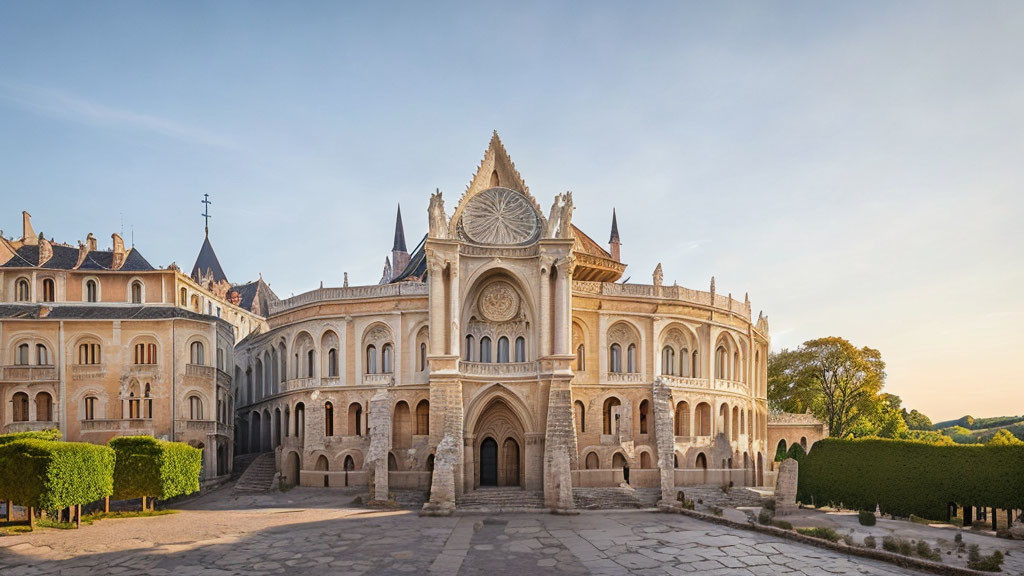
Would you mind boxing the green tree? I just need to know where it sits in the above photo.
[902,409,934,431]
[876,408,909,439]
[986,429,1024,446]
[768,337,886,439]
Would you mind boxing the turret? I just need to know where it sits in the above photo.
[609,208,621,262]
[391,204,410,274]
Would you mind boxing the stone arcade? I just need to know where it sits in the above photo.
[235,133,781,512]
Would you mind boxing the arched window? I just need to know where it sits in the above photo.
[328,349,338,377]
[381,344,393,373]
[78,343,101,365]
[42,278,55,302]
[35,392,52,421]
[576,344,586,371]
[36,344,50,366]
[574,400,585,433]
[695,402,712,436]
[415,400,429,435]
[497,337,510,363]
[295,403,305,438]
[87,280,99,303]
[84,396,97,421]
[190,341,205,365]
[366,345,377,374]
[131,281,143,304]
[15,343,29,365]
[603,397,621,435]
[324,402,334,437]
[695,452,708,470]
[675,401,691,436]
[585,452,599,470]
[691,350,699,378]
[349,402,363,436]
[419,342,427,372]
[639,399,649,434]
[464,335,474,361]
[627,344,637,373]
[15,278,30,302]
[128,390,140,419]
[479,337,492,363]
[514,337,526,362]
[609,344,622,373]
[661,346,675,375]
[715,346,727,380]
[640,452,652,469]
[12,392,29,421]
[680,348,689,377]
[179,287,187,306]
[144,383,152,418]
[306,349,314,377]
[189,396,203,420]
[134,342,157,364]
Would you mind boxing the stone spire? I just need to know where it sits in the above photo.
[609,208,621,262]
[391,204,410,276]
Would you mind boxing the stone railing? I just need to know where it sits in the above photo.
[460,361,538,378]
[660,375,710,389]
[186,364,216,380]
[123,365,160,379]
[270,282,428,315]
[768,411,824,426]
[606,372,644,384]
[320,376,342,387]
[362,373,394,386]
[217,369,231,389]
[459,244,539,258]
[714,379,748,394]
[572,281,751,318]
[283,377,318,392]
[175,419,217,434]
[3,421,56,434]
[80,418,153,433]
[0,365,58,382]
[71,364,105,381]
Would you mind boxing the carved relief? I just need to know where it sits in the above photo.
[478,281,519,323]
[458,187,540,245]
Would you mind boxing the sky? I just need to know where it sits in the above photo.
[1,1,1021,421]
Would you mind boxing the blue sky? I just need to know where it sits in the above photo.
[1,1,1022,420]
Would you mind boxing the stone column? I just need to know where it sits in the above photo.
[543,375,576,512]
[428,262,445,356]
[448,265,459,357]
[539,264,551,357]
[367,389,393,502]
[553,260,570,355]
[423,378,463,515]
[652,378,678,509]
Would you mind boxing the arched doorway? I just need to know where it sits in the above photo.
[343,455,355,487]
[480,438,498,486]
[284,451,300,487]
[501,438,520,486]
[315,455,329,487]
[612,452,628,484]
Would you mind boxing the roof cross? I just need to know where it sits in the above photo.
[201,194,212,235]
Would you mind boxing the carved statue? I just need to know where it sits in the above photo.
[653,263,663,287]
[428,189,449,239]
[558,191,574,239]
[545,194,563,239]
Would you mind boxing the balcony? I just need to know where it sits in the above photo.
[185,364,216,380]
[0,365,58,382]
[283,377,318,392]
[216,369,231,389]
[174,419,217,435]
[80,418,154,434]
[460,361,538,379]
[660,375,710,389]
[3,421,57,434]
[606,372,644,384]
[362,373,394,386]
[714,379,749,394]
[123,365,160,379]
[71,364,106,381]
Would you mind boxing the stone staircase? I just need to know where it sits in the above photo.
[234,453,277,492]
[676,485,767,510]
[231,453,261,480]
[456,487,546,512]
[572,487,660,510]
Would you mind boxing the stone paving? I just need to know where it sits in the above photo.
[0,486,931,575]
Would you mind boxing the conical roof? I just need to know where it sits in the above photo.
[393,204,407,252]
[191,234,228,284]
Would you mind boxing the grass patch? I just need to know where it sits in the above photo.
[796,527,842,542]
[83,509,177,523]
[0,525,34,535]
[35,518,76,530]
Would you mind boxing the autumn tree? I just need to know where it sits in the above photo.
[768,337,885,439]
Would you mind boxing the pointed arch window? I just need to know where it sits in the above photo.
[144,383,152,418]
[479,337,492,363]
[514,337,526,363]
[328,348,338,377]
[497,337,510,363]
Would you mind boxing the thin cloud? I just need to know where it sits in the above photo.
[0,80,232,149]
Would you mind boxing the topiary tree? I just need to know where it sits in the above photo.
[109,436,202,509]
[786,442,806,463]
[0,429,62,446]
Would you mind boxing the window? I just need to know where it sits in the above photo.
[324,402,334,436]
[691,350,699,377]
[37,344,50,366]
[307,349,314,377]
[381,344,393,373]
[609,344,622,373]
[35,392,52,421]
[479,337,492,363]
[144,383,152,418]
[661,346,675,375]
[131,281,143,304]
[514,337,526,362]
[42,278,55,302]
[415,400,429,435]
[627,344,637,373]
[179,287,187,306]
[87,280,98,303]
[217,348,224,371]
[464,335,474,361]
[418,343,426,372]
[576,344,585,371]
[497,337,509,363]
[15,278,30,301]
[134,343,157,364]
[639,399,649,434]
[84,396,97,421]
[15,343,29,365]
[328,348,338,377]
[675,402,690,436]
[349,403,363,436]
[575,400,585,433]
[189,396,203,420]
[366,345,377,374]
[128,392,140,419]
[78,343,101,365]
[603,397,621,435]
[12,392,29,421]
[190,341,205,365]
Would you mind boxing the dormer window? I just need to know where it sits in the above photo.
[131,281,143,304]
[42,278,55,302]
[15,278,30,302]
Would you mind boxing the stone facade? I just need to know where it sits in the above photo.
[235,133,776,511]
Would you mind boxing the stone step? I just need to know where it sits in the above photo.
[457,488,545,511]
[234,453,277,492]
[572,487,660,509]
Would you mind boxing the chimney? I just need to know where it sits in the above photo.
[608,208,621,262]
[87,233,97,251]
[111,233,126,269]
[22,211,37,245]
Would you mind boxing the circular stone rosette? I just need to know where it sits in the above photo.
[459,187,540,245]
[479,281,520,322]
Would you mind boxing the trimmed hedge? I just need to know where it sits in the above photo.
[786,443,806,463]
[109,436,202,500]
[0,429,62,446]
[0,439,114,510]
[797,437,1024,520]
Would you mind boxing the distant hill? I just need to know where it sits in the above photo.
[933,414,1024,444]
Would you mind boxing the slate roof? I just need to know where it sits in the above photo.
[230,278,279,317]
[0,304,229,326]
[191,235,228,284]
[1,244,155,271]
[390,234,426,282]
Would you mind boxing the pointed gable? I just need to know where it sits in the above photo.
[191,235,228,284]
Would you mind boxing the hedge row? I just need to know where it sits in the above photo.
[0,439,114,510]
[110,436,202,500]
[0,429,62,446]
[797,437,1024,520]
